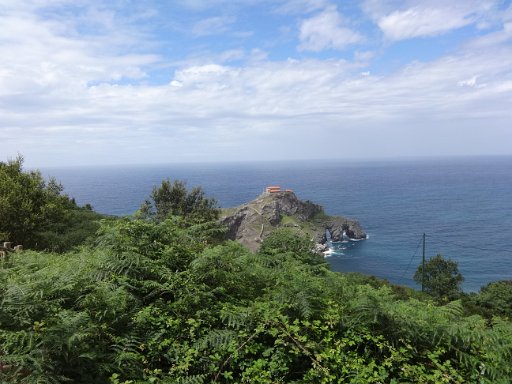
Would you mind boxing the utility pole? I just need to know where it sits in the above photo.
[422,233,426,292]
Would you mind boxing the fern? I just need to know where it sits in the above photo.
[196,329,238,350]
[439,299,464,318]
[175,374,208,384]
[220,306,252,329]
[110,335,144,378]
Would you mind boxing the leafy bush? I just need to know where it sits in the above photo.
[137,179,219,223]
[464,280,512,320]
[0,156,103,251]
[1,221,512,383]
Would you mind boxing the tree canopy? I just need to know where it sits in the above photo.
[465,280,512,320]
[414,253,464,302]
[137,179,219,223]
[0,156,103,251]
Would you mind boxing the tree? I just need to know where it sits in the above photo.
[471,280,512,319]
[414,254,463,301]
[137,179,219,223]
[0,155,101,251]
[0,155,63,247]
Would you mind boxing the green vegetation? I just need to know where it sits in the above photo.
[464,280,512,320]
[0,156,104,252]
[280,215,316,238]
[137,179,219,223]
[280,214,299,226]
[474,280,512,319]
[1,159,512,383]
[1,218,511,383]
[414,254,464,302]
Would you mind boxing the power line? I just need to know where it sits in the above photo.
[425,234,512,254]
[398,233,510,288]
[422,233,426,292]
[400,236,423,279]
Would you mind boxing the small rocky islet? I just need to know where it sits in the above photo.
[220,186,366,252]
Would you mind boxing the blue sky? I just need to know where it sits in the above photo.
[1,0,512,166]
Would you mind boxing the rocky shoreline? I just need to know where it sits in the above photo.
[220,190,366,252]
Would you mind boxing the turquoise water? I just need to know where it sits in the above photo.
[41,156,512,292]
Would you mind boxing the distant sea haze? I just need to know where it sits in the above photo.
[41,156,512,292]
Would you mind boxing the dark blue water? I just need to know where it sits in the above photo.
[41,156,512,292]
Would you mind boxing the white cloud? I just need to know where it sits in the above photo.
[0,3,160,94]
[249,48,268,62]
[177,64,232,78]
[173,0,266,11]
[218,49,246,62]
[191,15,236,36]
[378,7,473,40]
[4,43,512,165]
[1,0,512,166]
[364,0,502,41]
[298,6,363,51]
[354,50,375,64]
[468,22,512,47]
[274,0,330,14]
[457,76,480,88]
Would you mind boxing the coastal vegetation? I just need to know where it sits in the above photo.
[136,179,219,223]
[414,254,464,303]
[1,159,512,383]
[0,156,104,252]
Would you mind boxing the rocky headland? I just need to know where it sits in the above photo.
[220,190,366,252]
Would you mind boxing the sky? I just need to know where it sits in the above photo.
[1,0,512,167]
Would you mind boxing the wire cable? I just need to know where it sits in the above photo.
[400,236,423,279]
[425,234,512,254]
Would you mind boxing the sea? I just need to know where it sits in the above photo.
[41,156,512,292]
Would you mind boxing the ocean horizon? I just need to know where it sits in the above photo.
[40,155,512,292]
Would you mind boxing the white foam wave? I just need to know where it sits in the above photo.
[323,249,334,257]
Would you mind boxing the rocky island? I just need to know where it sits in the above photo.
[220,187,366,252]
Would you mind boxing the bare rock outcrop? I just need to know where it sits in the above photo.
[220,191,366,252]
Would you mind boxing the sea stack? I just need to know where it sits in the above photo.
[220,187,366,252]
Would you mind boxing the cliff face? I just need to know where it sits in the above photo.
[220,191,366,252]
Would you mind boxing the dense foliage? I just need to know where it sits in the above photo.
[0,156,103,252]
[414,254,464,302]
[137,179,219,223]
[1,159,511,382]
[1,216,511,383]
[464,280,512,320]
